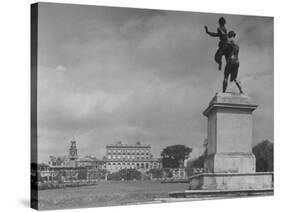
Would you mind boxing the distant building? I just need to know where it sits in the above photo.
[32,163,52,182]
[48,141,105,169]
[76,156,104,169]
[69,140,78,167]
[49,155,69,167]
[105,141,162,173]
[45,141,106,181]
[49,140,80,168]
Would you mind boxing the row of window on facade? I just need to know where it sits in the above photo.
[107,155,151,160]
[107,152,150,156]
[107,149,150,154]
[107,162,156,169]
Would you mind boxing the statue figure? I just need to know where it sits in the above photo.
[223,31,243,93]
[204,17,228,70]
[204,17,243,93]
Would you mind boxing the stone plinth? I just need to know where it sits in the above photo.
[203,92,257,173]
[189,92,273,190]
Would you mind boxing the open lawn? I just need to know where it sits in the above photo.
[38,180,187,210]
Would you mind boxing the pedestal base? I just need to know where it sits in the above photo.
[189,172,273,190]
[204,153,256,173]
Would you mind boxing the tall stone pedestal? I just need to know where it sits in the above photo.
[189,92,273,190]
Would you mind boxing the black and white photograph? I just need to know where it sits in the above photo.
[30,2,274,210]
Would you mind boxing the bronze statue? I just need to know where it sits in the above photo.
[204,17,228,70]
[223,31,243,93]
[204,17,243,93]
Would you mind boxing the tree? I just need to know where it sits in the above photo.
[188,148,207,168]
[253,140,273,172]
[161,145,192,168]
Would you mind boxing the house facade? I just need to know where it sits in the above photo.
[105,141,162,173]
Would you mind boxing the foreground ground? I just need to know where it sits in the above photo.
[38,180,187,210]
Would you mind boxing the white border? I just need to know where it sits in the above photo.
[0,0,279,212]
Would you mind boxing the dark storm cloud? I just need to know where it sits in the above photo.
[37,3,273,162]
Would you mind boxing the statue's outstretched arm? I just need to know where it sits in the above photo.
[206,30,219,37]
[204,26,218,37]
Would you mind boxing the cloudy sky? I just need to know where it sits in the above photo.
[37,3,273,162]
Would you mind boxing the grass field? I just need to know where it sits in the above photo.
[38,180,187,210]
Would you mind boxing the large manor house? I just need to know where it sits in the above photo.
[105,141,161,172]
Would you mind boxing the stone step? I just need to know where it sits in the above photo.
[169,188,273,198]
